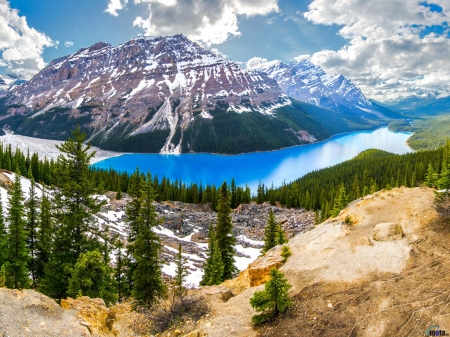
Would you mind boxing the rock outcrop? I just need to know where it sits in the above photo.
[372,222,403,241]
[222,245,285,295]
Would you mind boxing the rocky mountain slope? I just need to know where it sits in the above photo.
[251,59,401,119]
[0,35,385,154]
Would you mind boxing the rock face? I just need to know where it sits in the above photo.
[0,288,89,337]
[222,245,285,295]
[372,222,403,241]
[61,297,115,335]
[252,59,392,119]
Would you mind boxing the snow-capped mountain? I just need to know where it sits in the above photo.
[251,59,387,119]
[0,35,389,154]
[0,74,26,92]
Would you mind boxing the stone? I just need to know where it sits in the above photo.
[222,245,285,294]
[357,236,373,246]
[373,223,403,241]
[62,296,117,335]
[174,328,181,336]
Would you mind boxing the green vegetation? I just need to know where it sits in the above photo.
[262,210,286,255]
[67,250,118,306]
[389,114,450,150]
[280,245,291,262]
[215,182,237,281]
[250,268,293,325]
[200,224,224,286]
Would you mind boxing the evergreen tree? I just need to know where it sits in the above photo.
[331,184,348,217]
[41,127,106,298]
[276,224,287,245]
[174,243,189,296]
[5,171,29,289]
[200,224,224,286]
[128,172,166,307]
[215,181,237,281]
[113,239,130,300]
[262,210,278,255]
[36,193,52,283]
[0,195,7,269]
[425,163,437,187]
[25,179,39,287]
[67,250,118,306]
[250,268,292,325]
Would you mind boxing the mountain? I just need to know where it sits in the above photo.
[381,91,450,116]
[250,59,401,119]
[0,35,384,154]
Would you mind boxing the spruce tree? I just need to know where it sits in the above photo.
[215,181,237,281]
[113,239,131,300]
[174,243,188,296]
[40,127,106,299]
[25,179,39,287]
[5,171,29,289]
[276,224,287,245]
[0,195,7,269]
[250,268,292,325]
[262,210,277,255]
[128,172,166,307]
[67,250,118,306]
[36,193,52,283]
[200,224,224,286]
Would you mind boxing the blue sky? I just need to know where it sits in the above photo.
[1,0,450,100]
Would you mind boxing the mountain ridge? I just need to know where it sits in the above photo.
[0,35,391,154]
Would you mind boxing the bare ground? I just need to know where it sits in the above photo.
[195,187,448,337]
[258,187,450,337]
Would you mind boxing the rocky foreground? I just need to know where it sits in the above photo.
[2,187,445,336]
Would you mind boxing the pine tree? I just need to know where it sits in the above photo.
[25,179,39,288]
[215,181,237,281]
[5,171,29,289]
[425,163,437,187]
[250,268,292,325]
[200,224,224,286]
[174,243,189,296]
[262,210,277,255]
[41,127,106,299]
[128,172,166,307]
[67,250,118,306]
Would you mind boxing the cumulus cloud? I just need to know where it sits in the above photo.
[246,57,268,70]
[303,0,450,100]
[64,41,74,47]
[104,0,128,16]
[0,0,55,78]
[132,0,279,46]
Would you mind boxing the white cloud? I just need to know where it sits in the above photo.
[132,0,279,46]
[246,57,268,70]
[292,54,311,62]
[104,0,128,16]
[304,0,450,100]
[0,0,55,79]
[64,41,74,47]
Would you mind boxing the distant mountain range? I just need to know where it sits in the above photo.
[250,59,401,119]
[0,35,397,154]
[381,92,450,116]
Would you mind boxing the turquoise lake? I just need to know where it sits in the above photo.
[93,127,412,191]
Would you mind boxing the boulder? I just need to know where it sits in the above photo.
[357,236,373,246]
[61,296,116,335]
[372,223,403,241]
[222,245,285,294]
